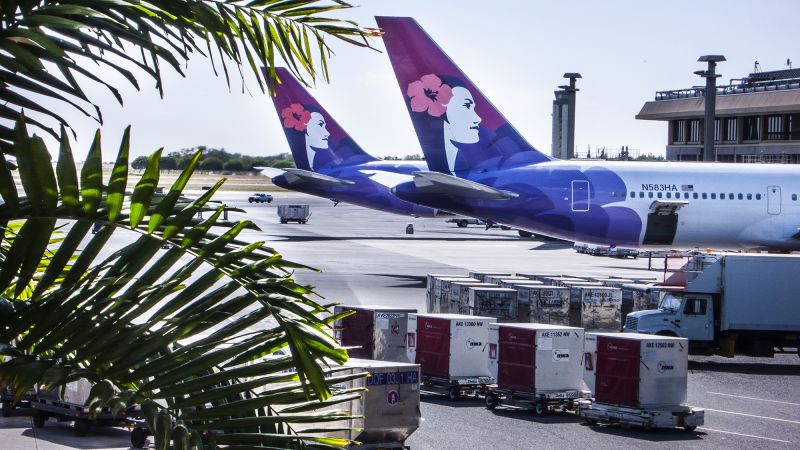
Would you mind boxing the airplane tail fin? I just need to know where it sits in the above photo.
[270,67,377,171]
[377,16,550,174]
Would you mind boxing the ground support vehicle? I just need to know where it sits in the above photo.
[1,387,36,417]
[625,253,800,357]
[31,391,140,439]
[484,387,591,415]
[248,192,273,203]
[418,375,494,401]
[578,401,704,431]
[277,204,311,223]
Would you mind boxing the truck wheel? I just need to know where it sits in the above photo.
[248,199,253,203]
[74,419,90,437]
[533,401,546,416]
[484,394,499,410]
[447,387,461,401]
[33,410,46,428]
[683,425,697,432]
[131,427,147,448]
[457,220,468,228]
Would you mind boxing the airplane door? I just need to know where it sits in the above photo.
[767,186,781,215]
[571,180,590,212]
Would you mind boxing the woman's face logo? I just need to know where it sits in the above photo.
[305,112,330,149]
[445,86,481,144]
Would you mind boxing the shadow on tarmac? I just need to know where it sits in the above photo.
[366,274,427,289]
[689,360,800,376]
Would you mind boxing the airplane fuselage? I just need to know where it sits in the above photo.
[395,161,800,250]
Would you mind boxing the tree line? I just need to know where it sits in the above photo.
[131,146,295,172]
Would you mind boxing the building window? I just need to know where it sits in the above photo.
[688,119,701,143]
[743,116,760,140]
[766,115,784,140]
[672,120,687,143]
[714,118,721,142]
[724,117,737,142]
[788,114,800,141]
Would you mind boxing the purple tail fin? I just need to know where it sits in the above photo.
[270,67,376,171]
[377,17,550,174]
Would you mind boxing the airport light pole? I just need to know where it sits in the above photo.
[695,55,726,162]
[559,73,581,159]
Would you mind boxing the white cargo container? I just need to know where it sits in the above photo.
[517,285,570,325]
[468,271,513,282]
[467,287,517,321]
[449,281,496,315]
[277,204,311,224]
[485,323,590,414]
[580,332,703,431]
[333,305,417,363]
[407,313,494,399]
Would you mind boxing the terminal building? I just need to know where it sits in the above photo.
[637,68,800,163]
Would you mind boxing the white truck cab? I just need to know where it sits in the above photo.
[624,293,714,342]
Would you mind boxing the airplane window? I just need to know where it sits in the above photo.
[738,193,743,200]
[747,193,752,200]
[639,192,644,198]
[684,193,690,199]
[693,193,698,199]
[756,194,762,200]
[729,193,734,199]
[793,194,797,201]
[711,193,716,199]
[702,193,707,199]
[720,193,725,199]
[666,192,672,199]
[648,192,654,198]
[630,191,635,198]
[657,192,663,199]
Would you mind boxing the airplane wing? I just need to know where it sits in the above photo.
[411,171,518,200]
[359,170,414,188]
[255,167,355,187]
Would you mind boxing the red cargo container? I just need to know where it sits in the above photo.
[595,335,642,407]
[415,315,451,378]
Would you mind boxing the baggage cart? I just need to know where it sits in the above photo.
[277,204,311,224]
[407,314,495,400]
[333,305,417,363]
[578,401,704,431]
[485,323,591,414]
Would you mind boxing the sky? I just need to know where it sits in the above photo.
[33,0,800,161]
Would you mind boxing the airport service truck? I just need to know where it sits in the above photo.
[624,253,800,357]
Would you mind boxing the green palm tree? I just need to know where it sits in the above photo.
[0,1,381,448]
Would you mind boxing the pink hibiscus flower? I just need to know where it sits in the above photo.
[281,103,311,131]
[406,74,453,117]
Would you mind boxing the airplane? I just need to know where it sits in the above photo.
[259,67,438,218]
[377,16,800,251]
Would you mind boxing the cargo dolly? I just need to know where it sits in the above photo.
[484,387,592,415]
[419,375,494,401]
[30,393,141,439]
[577,400,704,431]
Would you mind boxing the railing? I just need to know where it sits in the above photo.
[655,78,800,100]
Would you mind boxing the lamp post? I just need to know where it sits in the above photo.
[695,55,726,162]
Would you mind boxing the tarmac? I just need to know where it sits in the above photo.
[2,190,798,449]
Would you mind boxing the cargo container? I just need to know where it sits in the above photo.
[426,273,468,313]
[407,313,494,400]
[426,275,477,313]
[580,332,703,431]
[521,273,562,281]
[541,276,588,286]
[484,274,527,285]
[518,285,571,325]
[484,323,590,414]
[467,287,518,321]
[439,277,480,313]
[449,281,496,315]
[277,204,311,224]
[333,305,417,363]
[594,278,635,288]
[284,359,421,447]
[468,271,513,282]
[495,279,544,289]
[575,286,622,330]
[625,253,800,357]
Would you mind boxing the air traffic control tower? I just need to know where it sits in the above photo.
[637,67,800,163]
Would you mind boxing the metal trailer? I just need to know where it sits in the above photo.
[407,314,495,400]
[277,204,311,224]
[484,323,592,415]
[581,332,701,431]
[578,401,704,431]
[466,287,518,322]
[333,305,417,363]
[31,381,140,439]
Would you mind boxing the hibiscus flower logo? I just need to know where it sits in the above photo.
[407,74,453,117]
[281,103,311,131]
